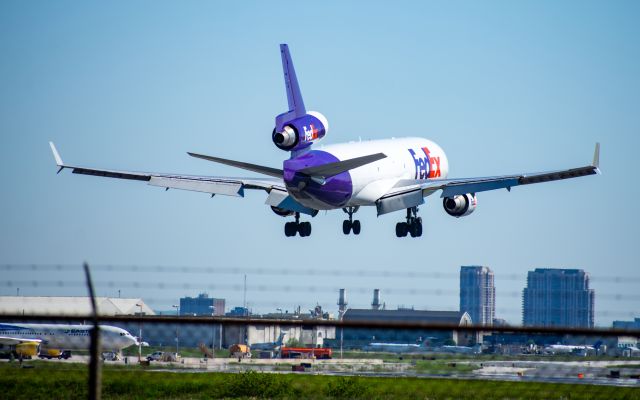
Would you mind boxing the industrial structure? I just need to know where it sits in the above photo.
[371,289,383,310]
[459,266,495,326]
[522,268,595,328]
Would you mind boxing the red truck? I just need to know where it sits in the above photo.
[280,347,332,359]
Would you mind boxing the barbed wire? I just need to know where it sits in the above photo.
[2,264,639,283]
[2,279,639,302]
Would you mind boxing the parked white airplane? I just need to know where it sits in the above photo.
[0,323,137,356]
[49,44,600,237]
[364,342,424,353]
[542,344,595,355]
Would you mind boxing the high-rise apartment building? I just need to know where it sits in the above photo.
[460,266,495,326]
[522,268,594,328]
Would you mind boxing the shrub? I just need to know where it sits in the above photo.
[218,371,298,398]
[325,376,369,399]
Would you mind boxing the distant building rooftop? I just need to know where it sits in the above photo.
[343,309,471,325]
[0,296,155,316]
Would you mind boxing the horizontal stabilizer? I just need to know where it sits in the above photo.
[187,152,283,178]
[299,153,386,179]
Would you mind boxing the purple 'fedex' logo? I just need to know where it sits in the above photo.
[409,147,441,179]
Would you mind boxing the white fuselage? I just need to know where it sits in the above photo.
[0,323,137,352]
[315,137,449,209]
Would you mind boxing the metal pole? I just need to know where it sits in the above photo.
[219,323,222,350]
[172,305,179,355]
[136,303,143,362]
[84,262,101,400]
[209,305,215,351]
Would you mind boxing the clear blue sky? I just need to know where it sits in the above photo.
[1,1,639,325]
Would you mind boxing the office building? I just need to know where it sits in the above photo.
[522,268,594,328]
[179,293,225,316]
[460,266,495,326]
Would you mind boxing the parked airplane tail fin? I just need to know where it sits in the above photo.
[276,331,286,346]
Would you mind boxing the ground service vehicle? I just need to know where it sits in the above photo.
[281,347,332,359]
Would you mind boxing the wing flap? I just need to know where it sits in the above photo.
[149,177,244,197]
[72,167,151,181]
[519,165,598,185]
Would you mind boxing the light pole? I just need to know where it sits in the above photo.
[172,305,179,356]
[135,303,143,361]
[209,305,216,352]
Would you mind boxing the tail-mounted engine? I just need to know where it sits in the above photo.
[443,193,477,217]
[272,111,329,152]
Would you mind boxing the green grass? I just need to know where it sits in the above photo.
[1,361,639,399]
[411,360,481,374]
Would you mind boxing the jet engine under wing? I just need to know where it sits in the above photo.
[377,143,600,215]
[49,142,285,197]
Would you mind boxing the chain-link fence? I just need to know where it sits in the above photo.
[1,263,639,399]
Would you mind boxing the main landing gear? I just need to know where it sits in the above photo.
[284,212,312,237]
[342,206,361,235]
[395,207,423,238]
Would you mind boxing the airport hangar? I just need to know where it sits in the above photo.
[332,308,477,348]
[0,296,335,349]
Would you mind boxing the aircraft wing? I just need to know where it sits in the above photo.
[0,336,42,345]
[49,142,285,198]
[377,143,600,215]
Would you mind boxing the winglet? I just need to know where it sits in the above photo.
[49,142,65,173]
[592,142,600,169]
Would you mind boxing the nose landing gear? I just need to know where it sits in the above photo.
[284,212,312,237]
[342,206,361,235]
[395,207,423,238]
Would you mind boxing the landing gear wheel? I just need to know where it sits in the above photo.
[352,220,361,235]
[299,221,311,237]
[397,207,422,238]
[342,206,360,235]
[415,217,423,237]
[410,221,420,237]
[396,222,408,237]
[342,220,352,235]
[284,222,296,237]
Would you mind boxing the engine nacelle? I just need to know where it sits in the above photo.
[272,111,328,151]
[271,206,294,217]
[443,193,477,218]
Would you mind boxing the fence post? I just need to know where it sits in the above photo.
[84,262,102,400]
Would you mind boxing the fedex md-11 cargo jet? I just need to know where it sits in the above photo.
[50,44,600,238]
